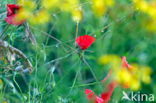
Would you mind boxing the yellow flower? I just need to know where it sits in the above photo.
[92,0,106,17]
[15,0,36,21]
[15,9,32,21]
[18,0,36,11]
[115,68,132,85]
[133,0,156,32]
[114,65,141,91]
[29,10,50,24]
[140,66,152,84]
[134,0,148,12]
[99,54,152,91]
[98,55,121,65]
[105,0,114,7]
[60,0,79,12]
[133,0,156,19]
[130,78,141,91]
[42,0,60,10]
[92,0,114,17]
[148,7,156,19]
[72,7,83,22]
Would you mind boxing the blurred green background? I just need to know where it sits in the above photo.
[0,0,156,103]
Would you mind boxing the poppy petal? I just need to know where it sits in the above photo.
[5,4,25,25]
[76,35,96,50]
[85,89,104,103]
[122,56,132,69]
[85,89,95,99]
[101,82,117,103]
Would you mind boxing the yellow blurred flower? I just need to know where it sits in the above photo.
[99,55,152,91]
[29,10,50,24]
[92,0,114,17]
[105,0,114,7]
[15,0,36,23]
[42,0,60,10]
[133,0,148,12]
[115,68,132,85]
[92,0,106,17]
[15,0,83,24]
[147,7,156,19]
[133,0,156,16]
[98,54,121,66]
[133,0,156,32]
[15,9,32,21]
[140,66,152,84]
[72,7,83,22]
[18,0,36,11]
[60,0,79,12]
[130,78,141,91]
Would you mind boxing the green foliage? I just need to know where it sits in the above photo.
[0,0,156,103]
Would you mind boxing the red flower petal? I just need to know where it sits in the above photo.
[5,4,25,25]
[85,89,95,99]
[101,82,117,103]
[5,15,25,25]
[121,56,132,69]
[85,89,104,103]
[7,4,21,16]
[76,35,96,50]
[96,96,104,103]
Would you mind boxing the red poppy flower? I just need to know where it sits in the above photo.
[76,35,96,50]
[85,82,117,103]
[5,4,25,25]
